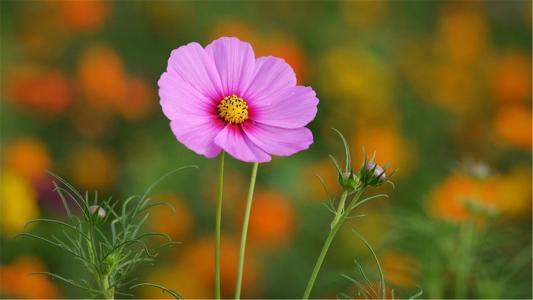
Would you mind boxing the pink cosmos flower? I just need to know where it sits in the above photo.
[158,37,318,163]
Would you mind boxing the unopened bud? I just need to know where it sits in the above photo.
[360,162,387,187]
[89,205,106,220]
[366,162,386,182]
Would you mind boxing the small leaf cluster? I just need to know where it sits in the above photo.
[320,129,392,221]
[328,129,394,193]
[17,167,196,299]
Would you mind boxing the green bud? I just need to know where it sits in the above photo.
[338,171,359,190]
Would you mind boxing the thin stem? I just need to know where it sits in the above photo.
[234,162,259,300]
[303,189,349,299]
[455,218,475,298]
[215,152,225,300]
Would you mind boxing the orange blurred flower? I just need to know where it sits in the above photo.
[4,138,52,182]
[350,126,415,175]
[256,35,308,82]
[116,77,154,121]
[55,0,109,33]
[0,256,59,299]
[178,235,262,298]
[492,51,532,104]
[428,174,496,223]
[149,193,194,241]
[68,146,117,191]
[302,158,342,202]
[243,190,296,250]
[5,65,71,114]
[493,104,532,150]
[381,252,420,288]
[77,44,128,110]
[429,64,480,114]
[0,169,39,236]
[435,4,489,65]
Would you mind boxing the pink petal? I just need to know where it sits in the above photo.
[158,71,216,119]
[205,37,255,97]
[242,56,297,105]
[250,86,318,129]
[243,122,313,156]
[170,116,224,158]
[214,125,271,163]
[168,42,223,101]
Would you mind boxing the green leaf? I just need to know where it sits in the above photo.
[332,128,351,172]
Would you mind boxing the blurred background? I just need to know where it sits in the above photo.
[0,0,531,299]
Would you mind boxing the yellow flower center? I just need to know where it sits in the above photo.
[217,95,249,124]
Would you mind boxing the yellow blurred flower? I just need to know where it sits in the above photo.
[317,47,395,126]
[341,0,388,28]
[491,51,532,104]
[149,193,194,241]
[0,169,38,236]
[320,47,393,109]
[243,190,296,250]
[68,146,117,191]
[428,174,496,223]
[208,19,256,45]
[428,63,481,114]
[493,104,532,150]
[350,126,415,175]
[381,251,420,288]
[0,256,59,299]
[4,138,52,182]
[492,167,532,219]
[77,44,128,110]
[5,65,72,114]
[142,264,210,299]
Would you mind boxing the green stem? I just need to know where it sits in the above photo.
[234,162,259,299]
[303,189,349,299]
[455,219,475,298]
[215,152,225,300]
[102,273,114,300]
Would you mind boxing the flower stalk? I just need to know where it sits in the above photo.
[215,152,225,300]
[302,129,391,299]
[102,273,114,300]
[235,162,259,299]
[454,218,475,298]
[303,188,365,299]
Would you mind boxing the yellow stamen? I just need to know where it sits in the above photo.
[217,95,249,124]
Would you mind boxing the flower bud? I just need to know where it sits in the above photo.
[360,162,387,187]
[88,205,106,221]
[338,171,359,190]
